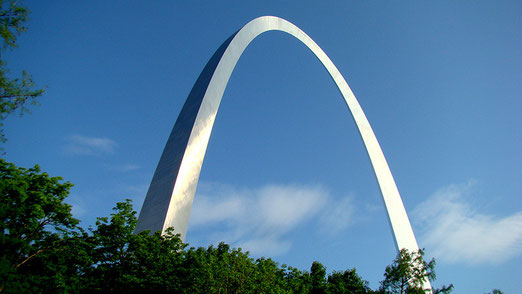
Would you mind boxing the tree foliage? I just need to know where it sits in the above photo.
[310,261,327,294]
[379,249,453,294]
[0,159,78,292]
[485,290,504,294]
[0,0,44,144]
[0,159,465,293]
[327,268,371,294]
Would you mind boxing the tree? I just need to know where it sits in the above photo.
[0,0,44,144]
[0,159,457,293]
[379,249,453,294]
[81,200,187,293]
[0,157,311,293]
[310,261,327,294]
[485,290,504,294]
[0,159,79,292]
[281,264,311,294]
[327,268,372,294]
[0,159,459,293]
[250,256,289,293]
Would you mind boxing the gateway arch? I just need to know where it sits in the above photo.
[136,15,426,277]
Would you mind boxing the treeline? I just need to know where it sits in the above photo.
[0,159,456,293]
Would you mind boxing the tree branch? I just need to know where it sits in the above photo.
[15,248,44,269]
[0,93,41,99]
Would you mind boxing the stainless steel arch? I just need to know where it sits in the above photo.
[137,15,425,275]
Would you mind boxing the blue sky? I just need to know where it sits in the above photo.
[5,1,521,292]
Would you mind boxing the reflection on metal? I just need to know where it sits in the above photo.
[136,16,430,290]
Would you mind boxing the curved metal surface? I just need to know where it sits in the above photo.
[136,17,428,288]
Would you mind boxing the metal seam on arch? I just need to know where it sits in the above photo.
[136,16,430,290]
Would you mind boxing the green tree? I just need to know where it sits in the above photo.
[250,256,289,293]
[379,249,453,294]
[327,268,372,294]
[181,242,258,293]
[310,261,327,294]
[180,244,303,294]
[0,160,460,294]
[0,0,44,144]
[0,159,79,293]
[0,159,310,293]
[81,200,187,293]
[485,290,504,294]
[281,264,311,294]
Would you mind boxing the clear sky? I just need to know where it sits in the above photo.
[5,1,521,292]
